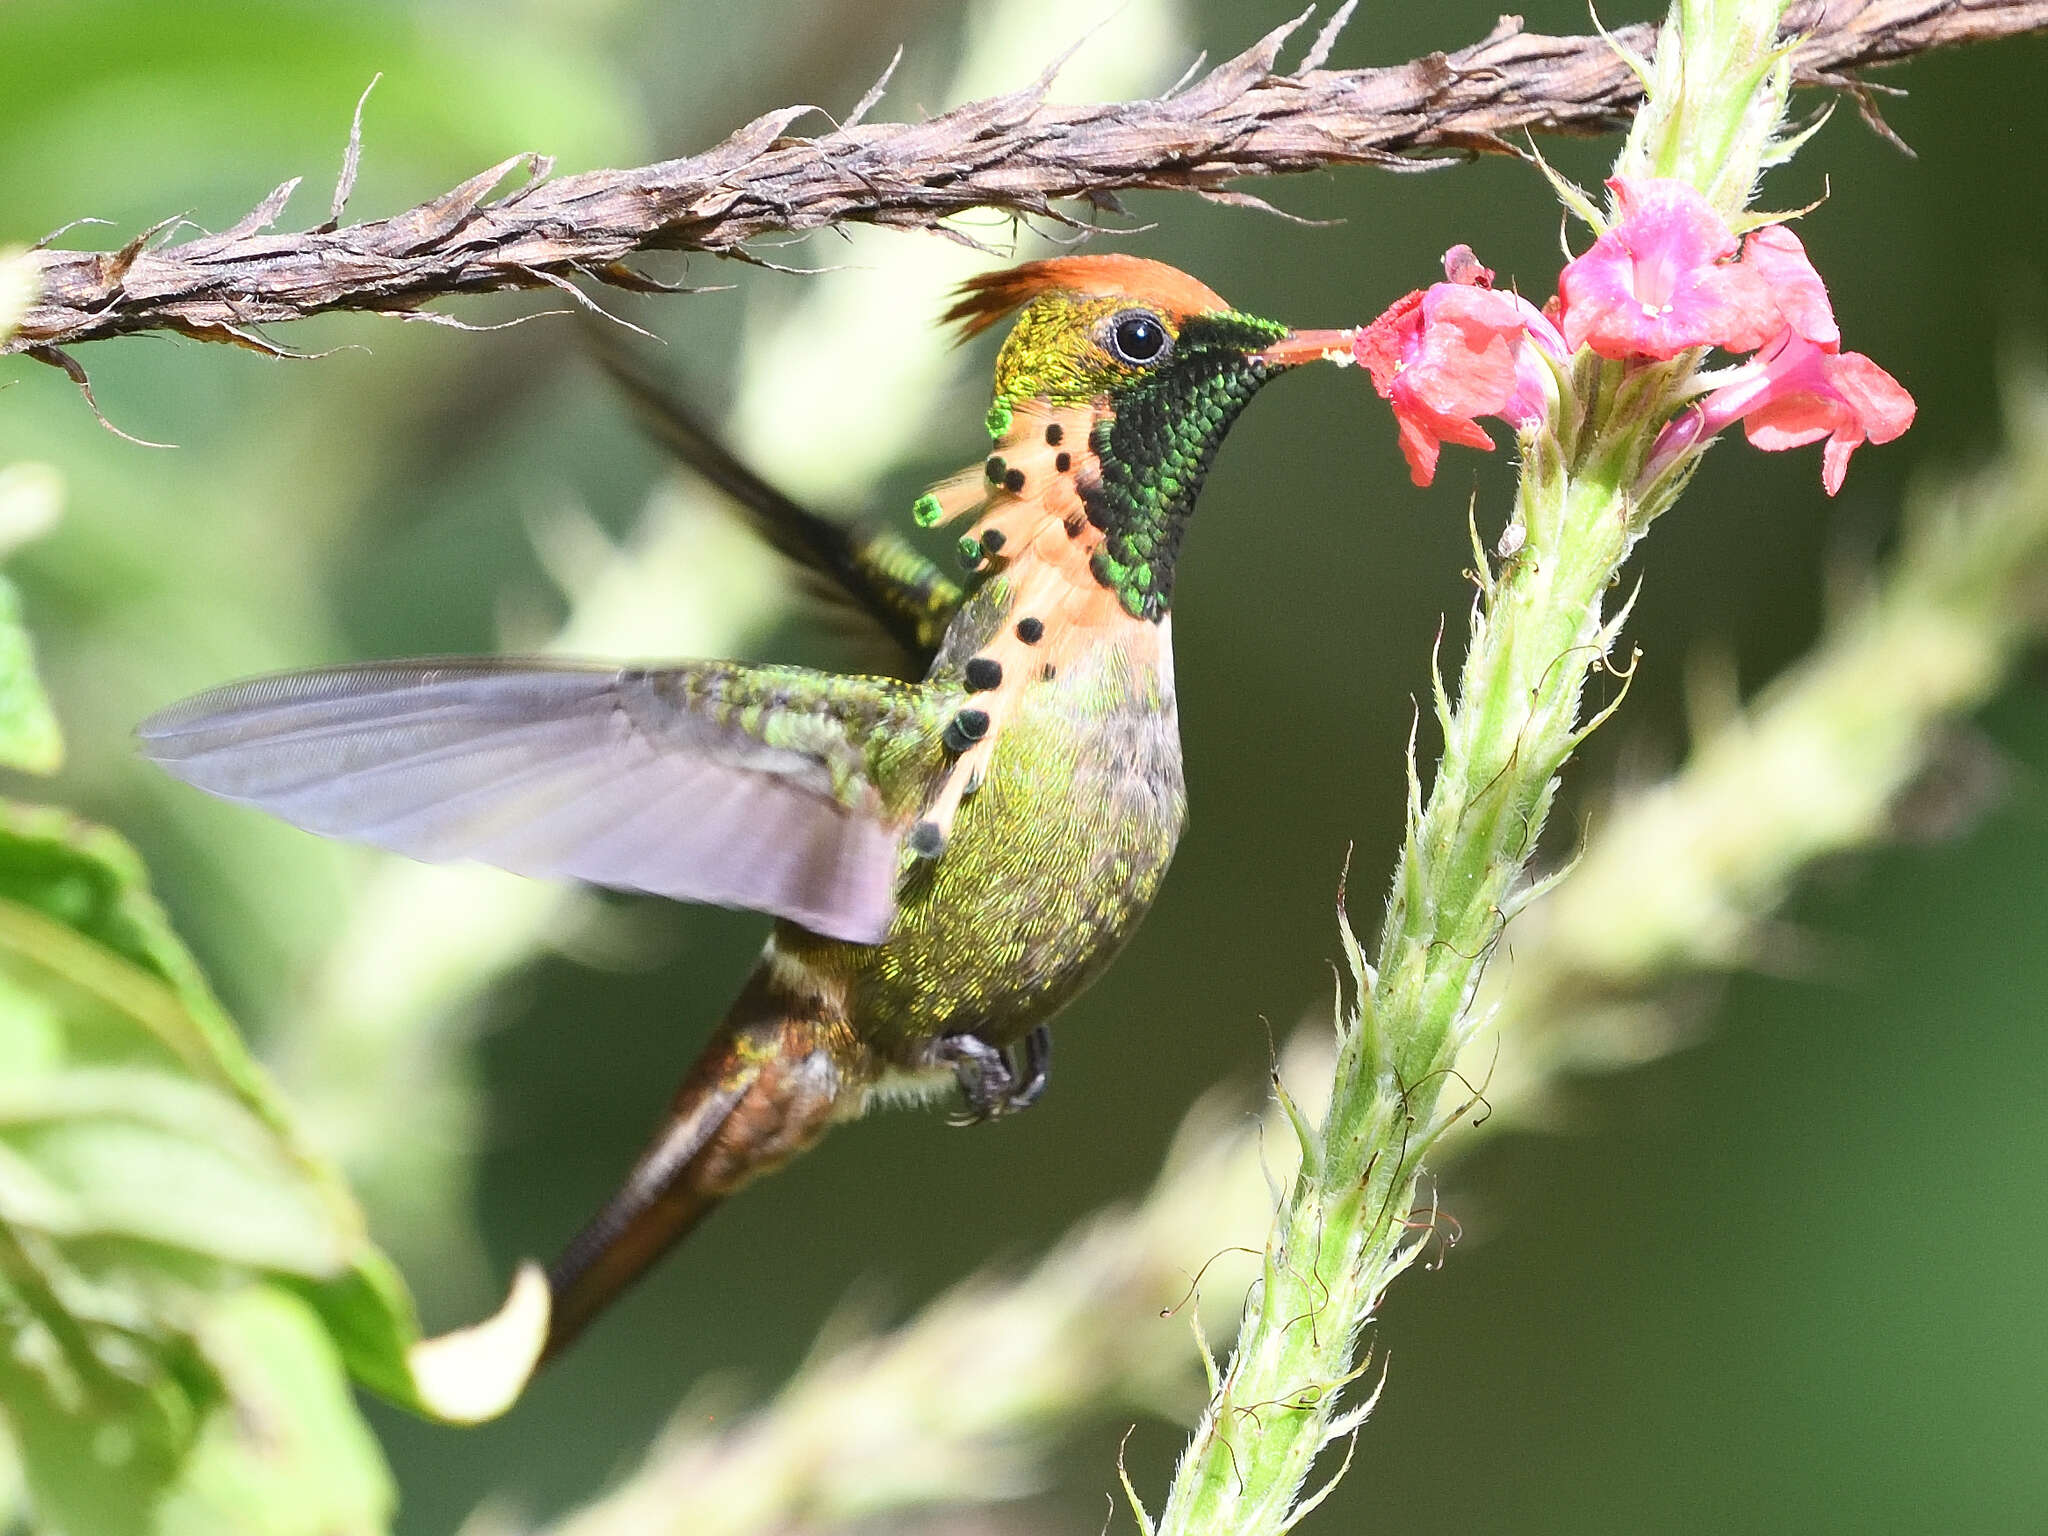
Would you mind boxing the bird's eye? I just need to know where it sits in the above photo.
[1107,311,1171,366]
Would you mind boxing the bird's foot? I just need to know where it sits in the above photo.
[1009,1025,1052,1111]
[934,1025,1052,1124]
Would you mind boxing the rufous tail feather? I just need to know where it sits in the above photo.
[540,978,846,1360]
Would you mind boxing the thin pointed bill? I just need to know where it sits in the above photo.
[1257,328,1358,368]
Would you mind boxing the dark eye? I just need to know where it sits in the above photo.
[1108,311,1170,365]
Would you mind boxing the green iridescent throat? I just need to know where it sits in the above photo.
[1081,311,1289,621]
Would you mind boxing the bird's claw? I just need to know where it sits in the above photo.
[935,1025,1052,1124]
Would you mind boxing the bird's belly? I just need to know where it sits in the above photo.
[831,682,1185,1059]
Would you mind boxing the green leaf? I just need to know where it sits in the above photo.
[155,1288,393,1536]
[0,1235,194,1536]
[0,1068,350,1273]
[0,570,62,774]
[0,800,548,1534]
[0,461,66,776]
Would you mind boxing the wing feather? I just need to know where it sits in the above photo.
[137,660,914,943]
[590,335,960,673]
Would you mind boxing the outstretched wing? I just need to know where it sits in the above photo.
[592,334,961,674]
[137,659,923,943]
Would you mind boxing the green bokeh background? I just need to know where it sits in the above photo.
[3,0,2044,1530]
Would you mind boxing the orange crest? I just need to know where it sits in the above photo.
[942,255,1231,341]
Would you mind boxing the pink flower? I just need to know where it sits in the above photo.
[1558,178,1777,361]
[1739,223,1838,347]
[1650,332,1916,495]
[1357,246,1565,486]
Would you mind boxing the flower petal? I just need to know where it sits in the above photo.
[1360,253,1561,486]
[1721,336,1916,494]
[1558,177,1774,360]
[1411,285,1524,418]
[1395,401,1497,487]
[1442,244,1494,287]
[1355,289,1424,397]
[1824,350,1917,445]
[1742,224,1839,349]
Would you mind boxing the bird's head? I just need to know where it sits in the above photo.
[930,254,1352,621]
[946,252,1351,409]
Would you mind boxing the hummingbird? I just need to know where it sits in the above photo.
[137,255,1356,1359]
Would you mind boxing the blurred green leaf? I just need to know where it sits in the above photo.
[0,1066,349,1272]
[0,543,65,777]
[0,801,390,1533]
[0,257,63,778]
[154,1287,392,1536]
[0,796,547,1533]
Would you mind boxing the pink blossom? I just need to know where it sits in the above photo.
[1649,332,1916,495]
[1740,224,1838,347]
[1558,178,1778,361]
[1356,247,1565,486]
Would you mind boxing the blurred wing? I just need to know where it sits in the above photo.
[137,660,914,943]
[591,333,960,675]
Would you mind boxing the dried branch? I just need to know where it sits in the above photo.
[7,0,2045,360]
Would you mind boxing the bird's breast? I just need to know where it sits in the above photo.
[790,620,1186,1061]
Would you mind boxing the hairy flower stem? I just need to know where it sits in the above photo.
[1152,379,1639,1536]
[1154,3,1792,1530]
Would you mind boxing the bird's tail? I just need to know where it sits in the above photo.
[540,966,851,1361]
